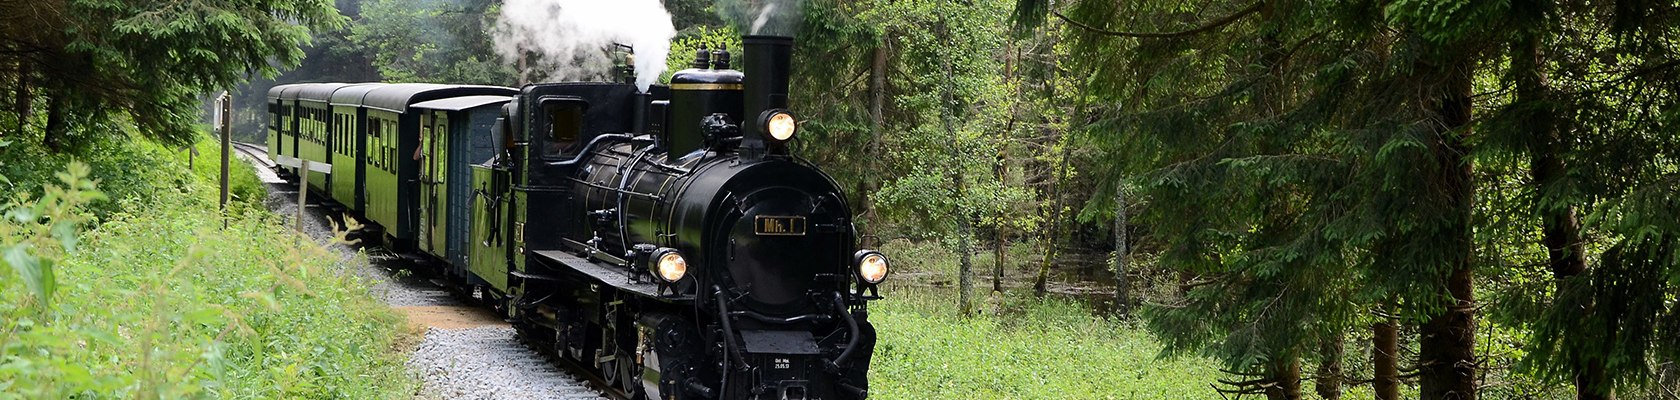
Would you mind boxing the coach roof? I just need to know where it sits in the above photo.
[297,83,361,103]
[266,84,293,101]
[410,95,513,112]
[330,83,388,107]
[360,84,517,113]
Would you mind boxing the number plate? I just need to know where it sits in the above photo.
[755,216,807,236]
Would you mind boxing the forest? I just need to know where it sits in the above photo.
[2,0,1679,399]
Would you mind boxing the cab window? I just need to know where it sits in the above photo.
[541,97,588,159]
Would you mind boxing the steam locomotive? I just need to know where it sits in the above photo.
[266,35,886,399]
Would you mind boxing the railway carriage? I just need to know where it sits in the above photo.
[353,84,518,251]
[294,83,357,194]
[328,83,387,212]
[267,33,883,400]
[412,95,511,282]
[267,84,311,177]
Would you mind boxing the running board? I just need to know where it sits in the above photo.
[531,250,684,300]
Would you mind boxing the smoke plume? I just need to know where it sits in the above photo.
[492,0,676,92]
[716,0,802,37]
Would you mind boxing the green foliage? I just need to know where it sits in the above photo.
[844,0,1038,241]
[350,0,515,85]
[1023,0,1680,396]
[0,132,206,219]
[0,137,414,398]
[2,0,346,147]
[0,162,104,316]
[663,25,744,84]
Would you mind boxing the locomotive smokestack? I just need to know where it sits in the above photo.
[740,35,794,161]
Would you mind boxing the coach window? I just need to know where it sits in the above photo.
[540,97,588,159]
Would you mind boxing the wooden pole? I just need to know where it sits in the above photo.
[297,159,308,234]
[220,91,231,228]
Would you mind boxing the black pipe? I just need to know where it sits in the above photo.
[543,134,633,167]
[828,292,862,370]
[740,35,794,160]
[631,91,650,134]
[712,287,750,370]
[728,310,832,325]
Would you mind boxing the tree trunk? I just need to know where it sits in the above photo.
[1374,317,1400,400]
[940,15,974,316]
[43,91,66,152]
[12,57,28,132]
[993,190,1005,293]
[1033,140,1069,298]
[1113,184,1130,316]
[862,45,887,248]
[1418,58,1478,400]
[1514,32,1608,400]
[993,40,1018,294]
[1315,334,1343,400]
[1265,356,1302,400]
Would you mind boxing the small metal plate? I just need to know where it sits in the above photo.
[755,216,807,236]
[739,330,821,355]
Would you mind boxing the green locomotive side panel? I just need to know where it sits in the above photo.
[468,164,509,291]
[364,109,401,236]
[513,189,526,273]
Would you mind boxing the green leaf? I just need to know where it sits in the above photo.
[52,222,79,252]
[4,245,57,308]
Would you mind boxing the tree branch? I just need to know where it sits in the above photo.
[1053,2,1263,39]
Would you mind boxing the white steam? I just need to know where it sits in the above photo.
[719,0,801,37]
[751,4,777,34]
[493,0,676,92]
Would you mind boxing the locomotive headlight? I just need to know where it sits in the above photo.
[653,248,688,283]
[763,110,797,141]
[854,250,890,284]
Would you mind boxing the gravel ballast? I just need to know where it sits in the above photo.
[408,327,605,400]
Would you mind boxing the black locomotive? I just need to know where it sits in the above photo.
[267,34,887,400]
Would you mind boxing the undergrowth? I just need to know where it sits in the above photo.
[0,135,414,398]
[868,284,1224,399]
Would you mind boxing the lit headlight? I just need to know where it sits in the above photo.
[654,248,687,283]
[763,110,797,141]
[854,250,889,284]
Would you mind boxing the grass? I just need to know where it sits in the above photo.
[0,135,415,398]
[868,281,1225,399]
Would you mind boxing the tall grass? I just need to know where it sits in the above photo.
[868,283,1225,399]
[0,136,415,398]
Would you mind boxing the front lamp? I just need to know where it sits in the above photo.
[762,109,797,142]
[653,248,687,283]
[854,250,890,284]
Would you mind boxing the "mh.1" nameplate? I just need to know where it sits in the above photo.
[755,216,807,236]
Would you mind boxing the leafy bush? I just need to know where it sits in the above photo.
[0,136,415,398]
[0,134,189,219]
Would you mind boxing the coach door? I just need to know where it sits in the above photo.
[418,112,435,254]
[428,113,450,256]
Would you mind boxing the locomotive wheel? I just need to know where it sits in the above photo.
[598,348,621,387]
[617,349,643,399]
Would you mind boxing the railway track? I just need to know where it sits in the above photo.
[228,141,274,169]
